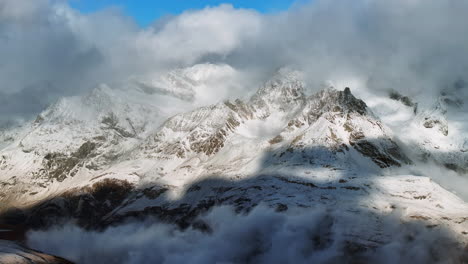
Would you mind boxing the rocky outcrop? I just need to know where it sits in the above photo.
[23,179,134,229]
[250,68,306,116]
[40,141,98,182]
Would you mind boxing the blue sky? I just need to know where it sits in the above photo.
[70,0,297,26]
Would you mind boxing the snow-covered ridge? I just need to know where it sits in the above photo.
[0,67,465,205]
[0,67,467,260]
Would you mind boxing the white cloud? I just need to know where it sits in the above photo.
[0,0,467,121]
[135,4,262,65]
[27,205,466,264]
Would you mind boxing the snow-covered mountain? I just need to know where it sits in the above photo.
[1,65,468,262]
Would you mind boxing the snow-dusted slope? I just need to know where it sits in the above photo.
[0,67,468,261]
[0,63,240,208]
[368,86,468,176]
[126,69,409,188]
[0,83,166,208]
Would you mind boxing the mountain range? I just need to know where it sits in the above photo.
[0,65,467,263]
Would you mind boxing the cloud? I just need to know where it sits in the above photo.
[0,0,467,121]
[0,1,260,122]
[227,0,468,101]
[27,205,467,264]
[385,161,468,201]
[0,0,106,121]
[2,2,466,262]
[135,4,261,66]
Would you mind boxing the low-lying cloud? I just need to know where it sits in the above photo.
[27,205,467,264]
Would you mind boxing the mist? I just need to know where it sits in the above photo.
[27,205,467,264]
[384,162,468,202]
[0,0,467,122]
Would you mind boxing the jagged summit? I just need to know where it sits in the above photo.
[0,72,404,201]
[250,68,306,115]
[306,86,368,117]
[1,67,468,261]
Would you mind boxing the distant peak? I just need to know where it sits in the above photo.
[82,84,116,108]
[254,68,304,95]
[271,67,304,82]
[250,68,306,113]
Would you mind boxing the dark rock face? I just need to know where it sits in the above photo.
[23,179,134,230]
[0,209,27,227]
[423,119,449,136]
[389,91,417,108]
[0,224,25,242]
[269,135,284,145]
[12,179,221,232]
[101,112,136,138]
[190,115,241,156]
[41,141,98,182]
[444,163,468,174]
[301,88,368,126]
[350,140,408,168]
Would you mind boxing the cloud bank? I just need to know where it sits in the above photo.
[1,0,468,122]
[27,206,467,264]
[0,1,260,122]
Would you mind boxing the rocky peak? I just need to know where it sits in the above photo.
[250,68,306,115]
[311,87,367,115]
[298,87,368,126]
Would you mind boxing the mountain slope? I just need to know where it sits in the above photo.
[0,240,72,264]
[0,67,467,262]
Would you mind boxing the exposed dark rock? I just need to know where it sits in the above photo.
[304,88,368,125]
[42,141,98,182]
[275,176,317,188]
[350,139,409,168]
[275,203,288,212]
[24,179,134,229]
[142,186,169,199]
[187,185,202,193]
[341,186,361,191]
[101,112,135,138]
[423,119,449,136]
[73,142,97,159]
[389,91,416,107]
[444,163,468,174]
[269,135,284,145]
[0,208,27,226]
